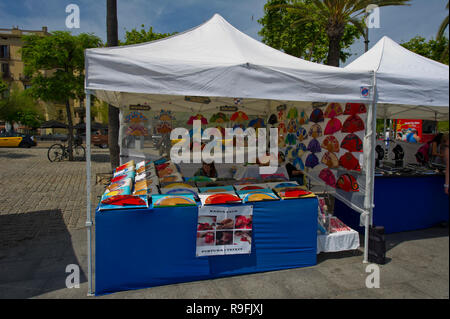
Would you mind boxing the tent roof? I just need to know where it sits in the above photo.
[346,36,449,120]
[85,14,371,110]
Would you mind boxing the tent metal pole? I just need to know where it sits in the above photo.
[364,71,378,263]
[85,90,94,296]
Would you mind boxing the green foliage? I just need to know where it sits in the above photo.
[258,0,360,63]
[0,79,7,95]
[21,31,103,103]
[438,121,449,133]
[0,84,43,128]
[259,0,410,66]
[122,25,177,45]
[401,36,449,65]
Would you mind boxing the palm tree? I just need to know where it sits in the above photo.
[106,0,120,169]
[271,0,410,66]
[437,1,449,63]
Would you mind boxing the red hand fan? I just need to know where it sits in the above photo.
[101,195,147,206]
[205,193,241,205]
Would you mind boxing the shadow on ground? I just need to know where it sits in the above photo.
[0,151,36,159]
[0,210,86,298]
[91,153,110,163]
[384,225,449,252]
[317,226,449,265]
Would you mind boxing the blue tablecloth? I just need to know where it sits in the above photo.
[95,198,318,296]
[334,175,449,234]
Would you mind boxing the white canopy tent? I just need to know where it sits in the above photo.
[84,14,378,295]
[346,36,449,121]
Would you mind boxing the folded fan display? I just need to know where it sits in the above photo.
[198,192,242,206]
[236,189,280,203]
[273,186,316,200]
[99,160,150,210]
[282,103,367,218]
[151,194,197,208]
[160,183,200,199]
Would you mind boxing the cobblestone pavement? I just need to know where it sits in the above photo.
[0,143,110,232]
[0,143,448,299]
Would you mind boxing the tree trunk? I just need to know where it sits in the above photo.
[326,21,345,67]
[326,35,342,67]
[66,100,74,161]
[106,0,120,169]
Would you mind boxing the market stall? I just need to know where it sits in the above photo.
[335,36,449,233]
[84,14,377,295]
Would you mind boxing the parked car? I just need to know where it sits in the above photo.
[0,131,37,148]
[92,129,108,148]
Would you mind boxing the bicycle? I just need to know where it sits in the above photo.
[47,140,86,162]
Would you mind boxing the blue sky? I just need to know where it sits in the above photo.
[0,0,448,65]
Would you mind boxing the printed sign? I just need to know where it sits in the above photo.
[360,86,370,98]
[196,205,253,257]
[185,96,211,104]
[220,105,238,112]
[129,104,151,111]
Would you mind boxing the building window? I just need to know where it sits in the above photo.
[0,45,9,59]
[1,63,10,78]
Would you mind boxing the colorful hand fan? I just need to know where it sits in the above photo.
[321,136,340,153]
[209,112,229,123]
[153,195,197,207]
[276,188,314,199]
[242,191,279,202]
[324,103,343,118]
[115,161,135,172]
[305,153,320,168]
[336,174,359,192]
[339,152,361,171]
[285,133,297,145]
[287,107,298,119]
[307,138,321,153]
[344,103,367,115]
[248,118,266,128]
[309,108,324,123]
[134,180,148,191]
[204,193,241,205]
[187,114,208,125]
[287,119,298,133]
[342,114,365,133]
[321,152,339,169]
[298,109,309,125]
[126,124,148,136]
[125,112,147,123]
[278,122,287,135]
[230,111,249,122]
[308,124,323,138]
[319,168,336,188]
[324,118,342,135]
[297,127,308,142]
[101,195,147,206]
[293,157,305,170]
[341,134,363,152]
[296,143,307,157]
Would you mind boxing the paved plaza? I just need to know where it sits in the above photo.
[0,144,448,299]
